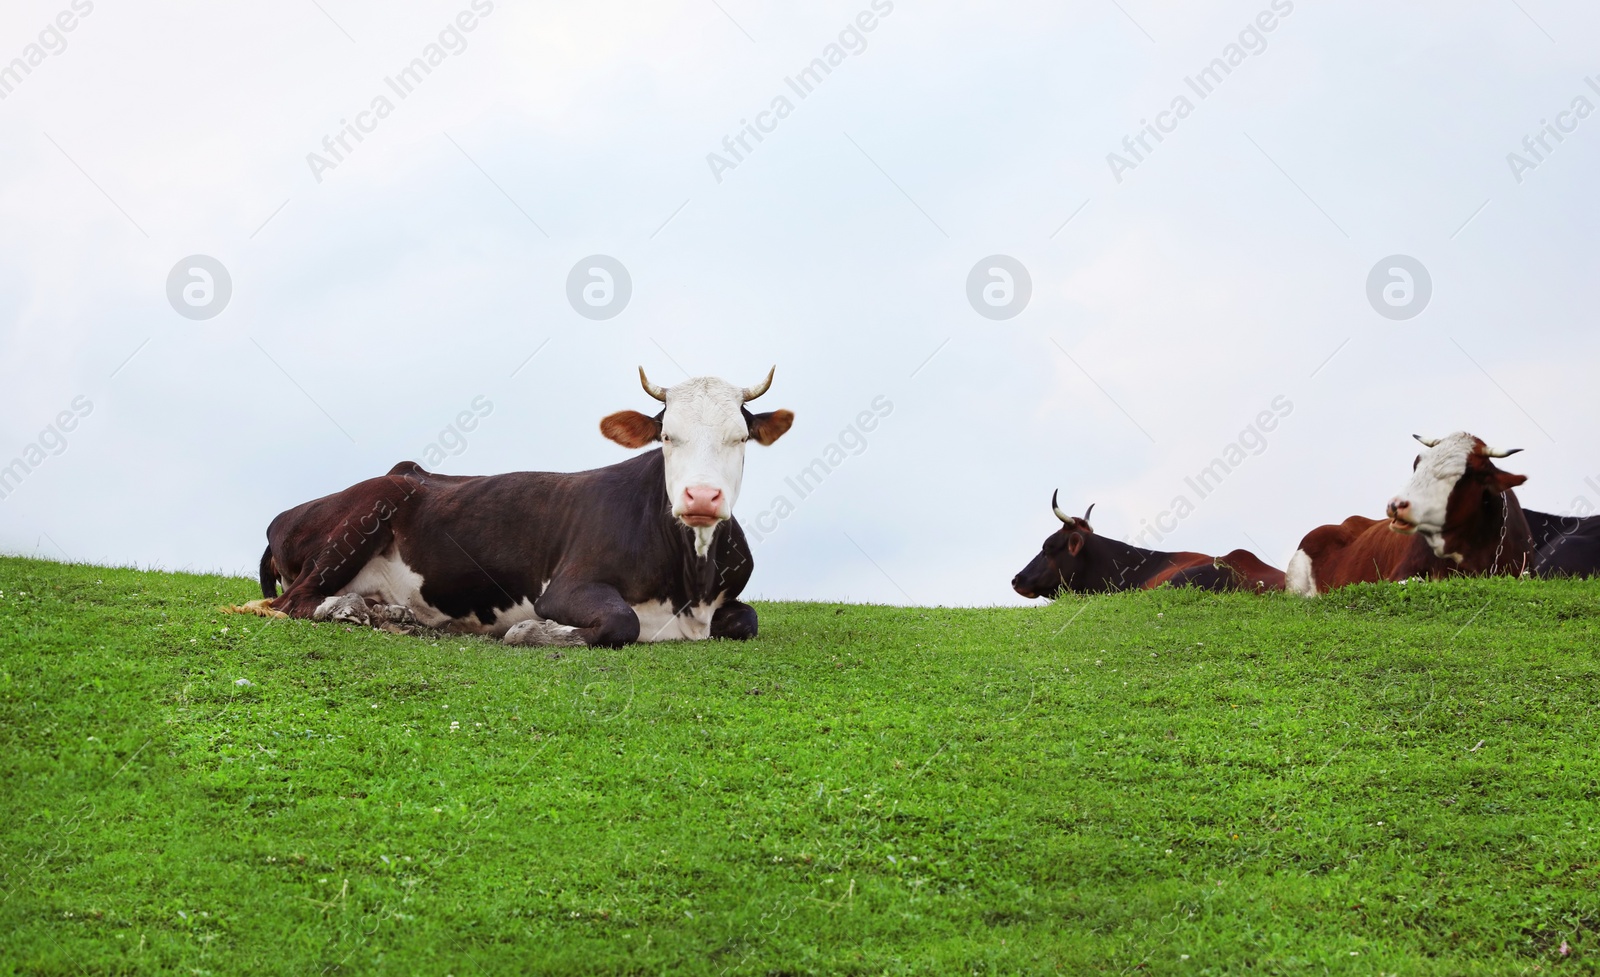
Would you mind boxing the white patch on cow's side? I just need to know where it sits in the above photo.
[631,596,725,642]
[339,553,557,637]
[1393,432,1474,535]
[1286,549,1318,597]
[339,545,455,628]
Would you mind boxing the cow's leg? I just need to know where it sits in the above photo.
[710,599,758,640]
[312,594,374,626]
[369,602,418,631]
[503,619,586,648]
[273,521,395,620]
[298,595,420,633]
[531,581,641,649]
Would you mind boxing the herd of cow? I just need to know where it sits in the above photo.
[1014,430,1600,598]
[233,369,1599,647]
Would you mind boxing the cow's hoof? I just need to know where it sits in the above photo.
[313,594,372,626]
[504,620,585,647]
[369,604,419,633]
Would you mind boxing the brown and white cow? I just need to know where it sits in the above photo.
[1285,432,1534,596]
[236,368,794,647]
[1010,491,1285,598]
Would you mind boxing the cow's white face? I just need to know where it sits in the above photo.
[1389,431,1476,536]
[659,378,756,530]
[1387,432,1525,557]
[600,369,794,556]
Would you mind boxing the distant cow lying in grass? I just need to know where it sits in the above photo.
[1010,492,1285,598]
[1286,432,1534,596]
[1524,509,1600,579]
[233,367,794,647]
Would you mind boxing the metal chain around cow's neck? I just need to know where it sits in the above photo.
[1490,491,1509,575]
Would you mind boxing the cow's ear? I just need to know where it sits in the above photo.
[600,410,661,448]
[748,409,794,446]
[1493,470,1528,492]
[1066,532,1086,557]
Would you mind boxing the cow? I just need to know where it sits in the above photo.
[233,367,794,647]
[1525,508,1600,578]
[1285,432,1534,596]
[1010,491,1285,598]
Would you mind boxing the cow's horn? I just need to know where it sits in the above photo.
[639,366,668,402]
[1412,434,1441,448]
[1052,489,1072,525]
[1082,503,1095,525]
[744,366,776,403]
[1481,445,1523,458]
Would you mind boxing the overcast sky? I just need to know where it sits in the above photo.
[2,0,1597,606]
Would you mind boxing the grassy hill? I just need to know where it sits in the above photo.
[1,555,1597,975]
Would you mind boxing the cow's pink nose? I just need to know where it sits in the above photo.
[1386,498,1417,532]
[682,485,724,517]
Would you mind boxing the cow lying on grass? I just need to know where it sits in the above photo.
[232,368,793,647]
[1010,491,1285,598]
[1524,509,1600,578]
[1286,432,1533,596]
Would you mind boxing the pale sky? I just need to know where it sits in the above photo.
[2,0,1597,606]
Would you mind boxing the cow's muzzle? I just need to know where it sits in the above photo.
[1011,573,1041,599]
[1386,498,1419,533]
[677,485,725,528]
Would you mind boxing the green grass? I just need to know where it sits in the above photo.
[1,556,1598,975]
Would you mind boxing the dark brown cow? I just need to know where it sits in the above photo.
[233,368,794,647]
[1010,491,1285,598]
[1286,432,1534,595]
[1525,509,1600,578]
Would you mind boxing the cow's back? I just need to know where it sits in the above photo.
[1292,515,1416,593]
[1535,523,1600,578]
[1141,551,1213,589]
[263,451,742,628]
[382,455,717,612]
[1523,509,1600,550]
[1217,549,1286,591]
[1163,549,1285,592]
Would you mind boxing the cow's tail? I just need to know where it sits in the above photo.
[220,546,290,618]
[259,545,278,598]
